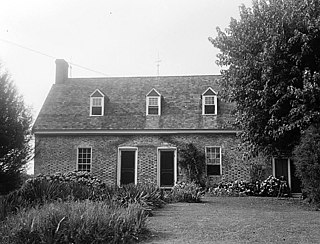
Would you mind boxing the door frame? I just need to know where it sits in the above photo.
[272,157,291,189]
[157,147,177,188]
[117,147,138,186]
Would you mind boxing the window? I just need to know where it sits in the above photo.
[206,147,221,175]
[90,89,104,116]
[202,87,217,115]
[146,88,161,115]
[147,97,160,115]
[77,148,92,172]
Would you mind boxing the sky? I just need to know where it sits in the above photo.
[0,0,252,173]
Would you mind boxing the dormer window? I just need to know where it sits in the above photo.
[146,88,161,115]
[90,89,105,116]
[202,87,217,115]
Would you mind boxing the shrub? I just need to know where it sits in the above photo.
[207,176,289,197]
[112,184,165,211]
[0,173,166,221]
[165,181,203,203]
[208,181,252,197]
[0,171,108,220]
[0,201,147,244]
[293,125,320,204]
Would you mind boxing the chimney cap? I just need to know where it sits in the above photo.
[55,59,69,65]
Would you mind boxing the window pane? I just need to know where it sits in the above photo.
[207,165,221,175]
[205,105,215,114]
[206,147,220,165]
[92,98,102,106]
[148,97,158,106]
[92,107,102,115]
[205,96,214,105]
[148,106,159,115]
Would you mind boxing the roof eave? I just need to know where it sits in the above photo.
[34,129,239,136]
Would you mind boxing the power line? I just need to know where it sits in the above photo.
[0,38,109,76]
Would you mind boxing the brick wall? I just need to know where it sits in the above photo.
[34,133,250,186]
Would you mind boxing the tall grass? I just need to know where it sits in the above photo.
[0,172,203,243]
[0,201,147,244]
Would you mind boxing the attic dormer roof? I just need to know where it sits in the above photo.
[202,87,217,96]
[146,88,161,96]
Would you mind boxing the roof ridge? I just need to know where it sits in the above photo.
[67,74,221,80]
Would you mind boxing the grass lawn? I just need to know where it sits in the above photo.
[142,197,320,244]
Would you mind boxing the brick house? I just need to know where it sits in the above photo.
[33,59,251,187]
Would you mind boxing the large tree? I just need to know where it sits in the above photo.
[0,65,32,194]
[210,0,320,154]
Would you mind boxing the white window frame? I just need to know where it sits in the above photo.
[146,96,161,115]
[205,146,222,176]
[117,147,138,186]
[90,89,105,116]
[202,88,218,115]
[77,147,92,172]
[146,88,161,116]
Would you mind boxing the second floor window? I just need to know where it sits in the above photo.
[147,97,160,115]
[90,89,105,116]
[202,87,218,115]
[204,96,215,114]
[146,88,161,115]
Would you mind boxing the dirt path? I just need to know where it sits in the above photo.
[141,197,320,244]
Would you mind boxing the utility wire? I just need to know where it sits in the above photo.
[0,38,109,76]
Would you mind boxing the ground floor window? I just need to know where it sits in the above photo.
[77,147,92,172]
[206,146,221,176]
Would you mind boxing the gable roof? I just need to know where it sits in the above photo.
[146,88,161,97]
[202,87,217,96]
[90,89,105,97]
[33,75,236,133]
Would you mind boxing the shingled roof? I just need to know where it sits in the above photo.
[33,70,236,133]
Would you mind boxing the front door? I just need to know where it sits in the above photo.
[120,150,136,185]
[274,158,289,181]
[159,150,175,187]
[274,158,301,193]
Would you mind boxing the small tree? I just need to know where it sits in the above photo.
[0,65,33,194]
[178,143,206,186]
[293,124,320,204]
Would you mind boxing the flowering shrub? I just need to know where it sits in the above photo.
[208,176,290,197]
[208,180,253,197]
[259,175,288,197]
[165,181,203,203]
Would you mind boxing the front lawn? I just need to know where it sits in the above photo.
[143,197,320,243]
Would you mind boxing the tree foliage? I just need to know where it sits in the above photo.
[293,124,320,204]
[0,65,32,194]
[210,0,320,154]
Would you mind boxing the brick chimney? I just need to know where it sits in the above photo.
[55,59,69,84]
